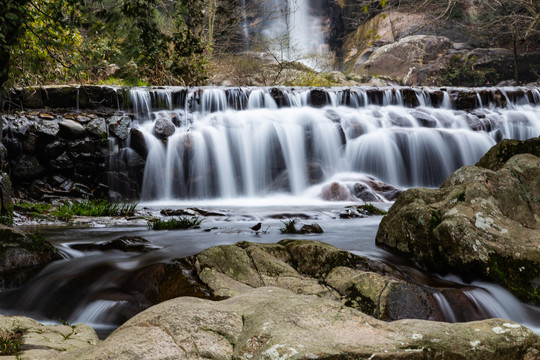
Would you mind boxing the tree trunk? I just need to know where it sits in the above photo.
[513,35,519,83]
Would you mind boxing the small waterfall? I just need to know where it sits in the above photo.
[117,86,540,201]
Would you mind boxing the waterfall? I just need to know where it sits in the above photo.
[120,86,540,202]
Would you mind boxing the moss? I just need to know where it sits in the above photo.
[344,285,378,318]
[488,255,540,305]
[357,203,387,215]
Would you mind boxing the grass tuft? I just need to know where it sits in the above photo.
[15,201,51,216]
[0,328,23,356]
[279,219,299,234]
[52,200,138,221]
[147,216,203,230]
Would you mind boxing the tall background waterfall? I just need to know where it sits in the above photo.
[122,86,540,202]
[245,0,331,69]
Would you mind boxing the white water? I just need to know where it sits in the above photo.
[126,86,540,202]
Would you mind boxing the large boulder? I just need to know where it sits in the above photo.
[0,172,12,216]
[376,154,540,304]
[356,35,453,85]
[58,287,540,360]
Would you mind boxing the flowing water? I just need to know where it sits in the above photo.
[2,86,540,338]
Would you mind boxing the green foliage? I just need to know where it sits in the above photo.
[0,213,14,226]
[0,328,23,356]
[15,201,51,216]
[286,72,337,87]
[147,216,203,230]
[28,230,56,252]
[439,55,495,86]
[52,199,138,221]
[279,219,299,234]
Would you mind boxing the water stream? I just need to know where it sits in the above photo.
[1,86,540,338]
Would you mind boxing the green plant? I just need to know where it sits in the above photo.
[0,213,13,226]
[28,230,56,252]
[0,328,23,356]
[279,219,299,234]
[147,216,203,230]
[439,55,496,86]
[52,200,138,221]
[15,201,51,216]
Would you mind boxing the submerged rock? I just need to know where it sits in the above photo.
[376,153,540,304]
[59,287,540,360]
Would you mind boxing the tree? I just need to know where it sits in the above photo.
[477,0,540,82]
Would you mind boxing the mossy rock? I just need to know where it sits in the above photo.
[476,137,540,172]
[377,154,540,304]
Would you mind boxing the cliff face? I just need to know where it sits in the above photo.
[324,0,540,85]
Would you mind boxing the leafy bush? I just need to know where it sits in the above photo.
[52,200,138,221]
[439,55,496,86]
[147,216,203,230]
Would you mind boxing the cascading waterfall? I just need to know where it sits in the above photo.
[127,86,540,202]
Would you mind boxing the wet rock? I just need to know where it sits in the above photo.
[320,181,355,201]
[42,140,66,160]
[23,131,38,154]
[61,287,540,360]
[326,266,442,320]
[38,113,55,120]
[49,152,74,171]
[35,120,60,139]
[153,117,176,139]
[108,115,131,141]
[59,119,86,139]
[306,162,324,184]
[9,116,34,137]
[13,155,45,180]
[376,153,540,304]
[411,110,438,128]
[86,118,107,138]
[129,128,148,158]
[351,183,379,202]
[0,224,61,289]
[71,236,156,253]
[324,109,341,122]
[299,223,324,234]
[310,89,328,107]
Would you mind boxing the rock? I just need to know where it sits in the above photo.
[320,181,356,201]
[326,266,442,320]
[0,314,98,360]
[35,120,60,139]
[129,128,148,158]
[59,119,86,139]
[49,152,74,171]
[108,115,131,141]
[376,154,540,304]
[86,118,107,138]
[70,236,156,253]
[299,223,324,234]
[0,224,61,289]
[309,89,328,107]
[59,287,540,360]
[38,113,55,120]
[476,137,540,172]
[13,155,45,180]
[357,35,453,85]
[0,173,12,216]
[153,117,176,139]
